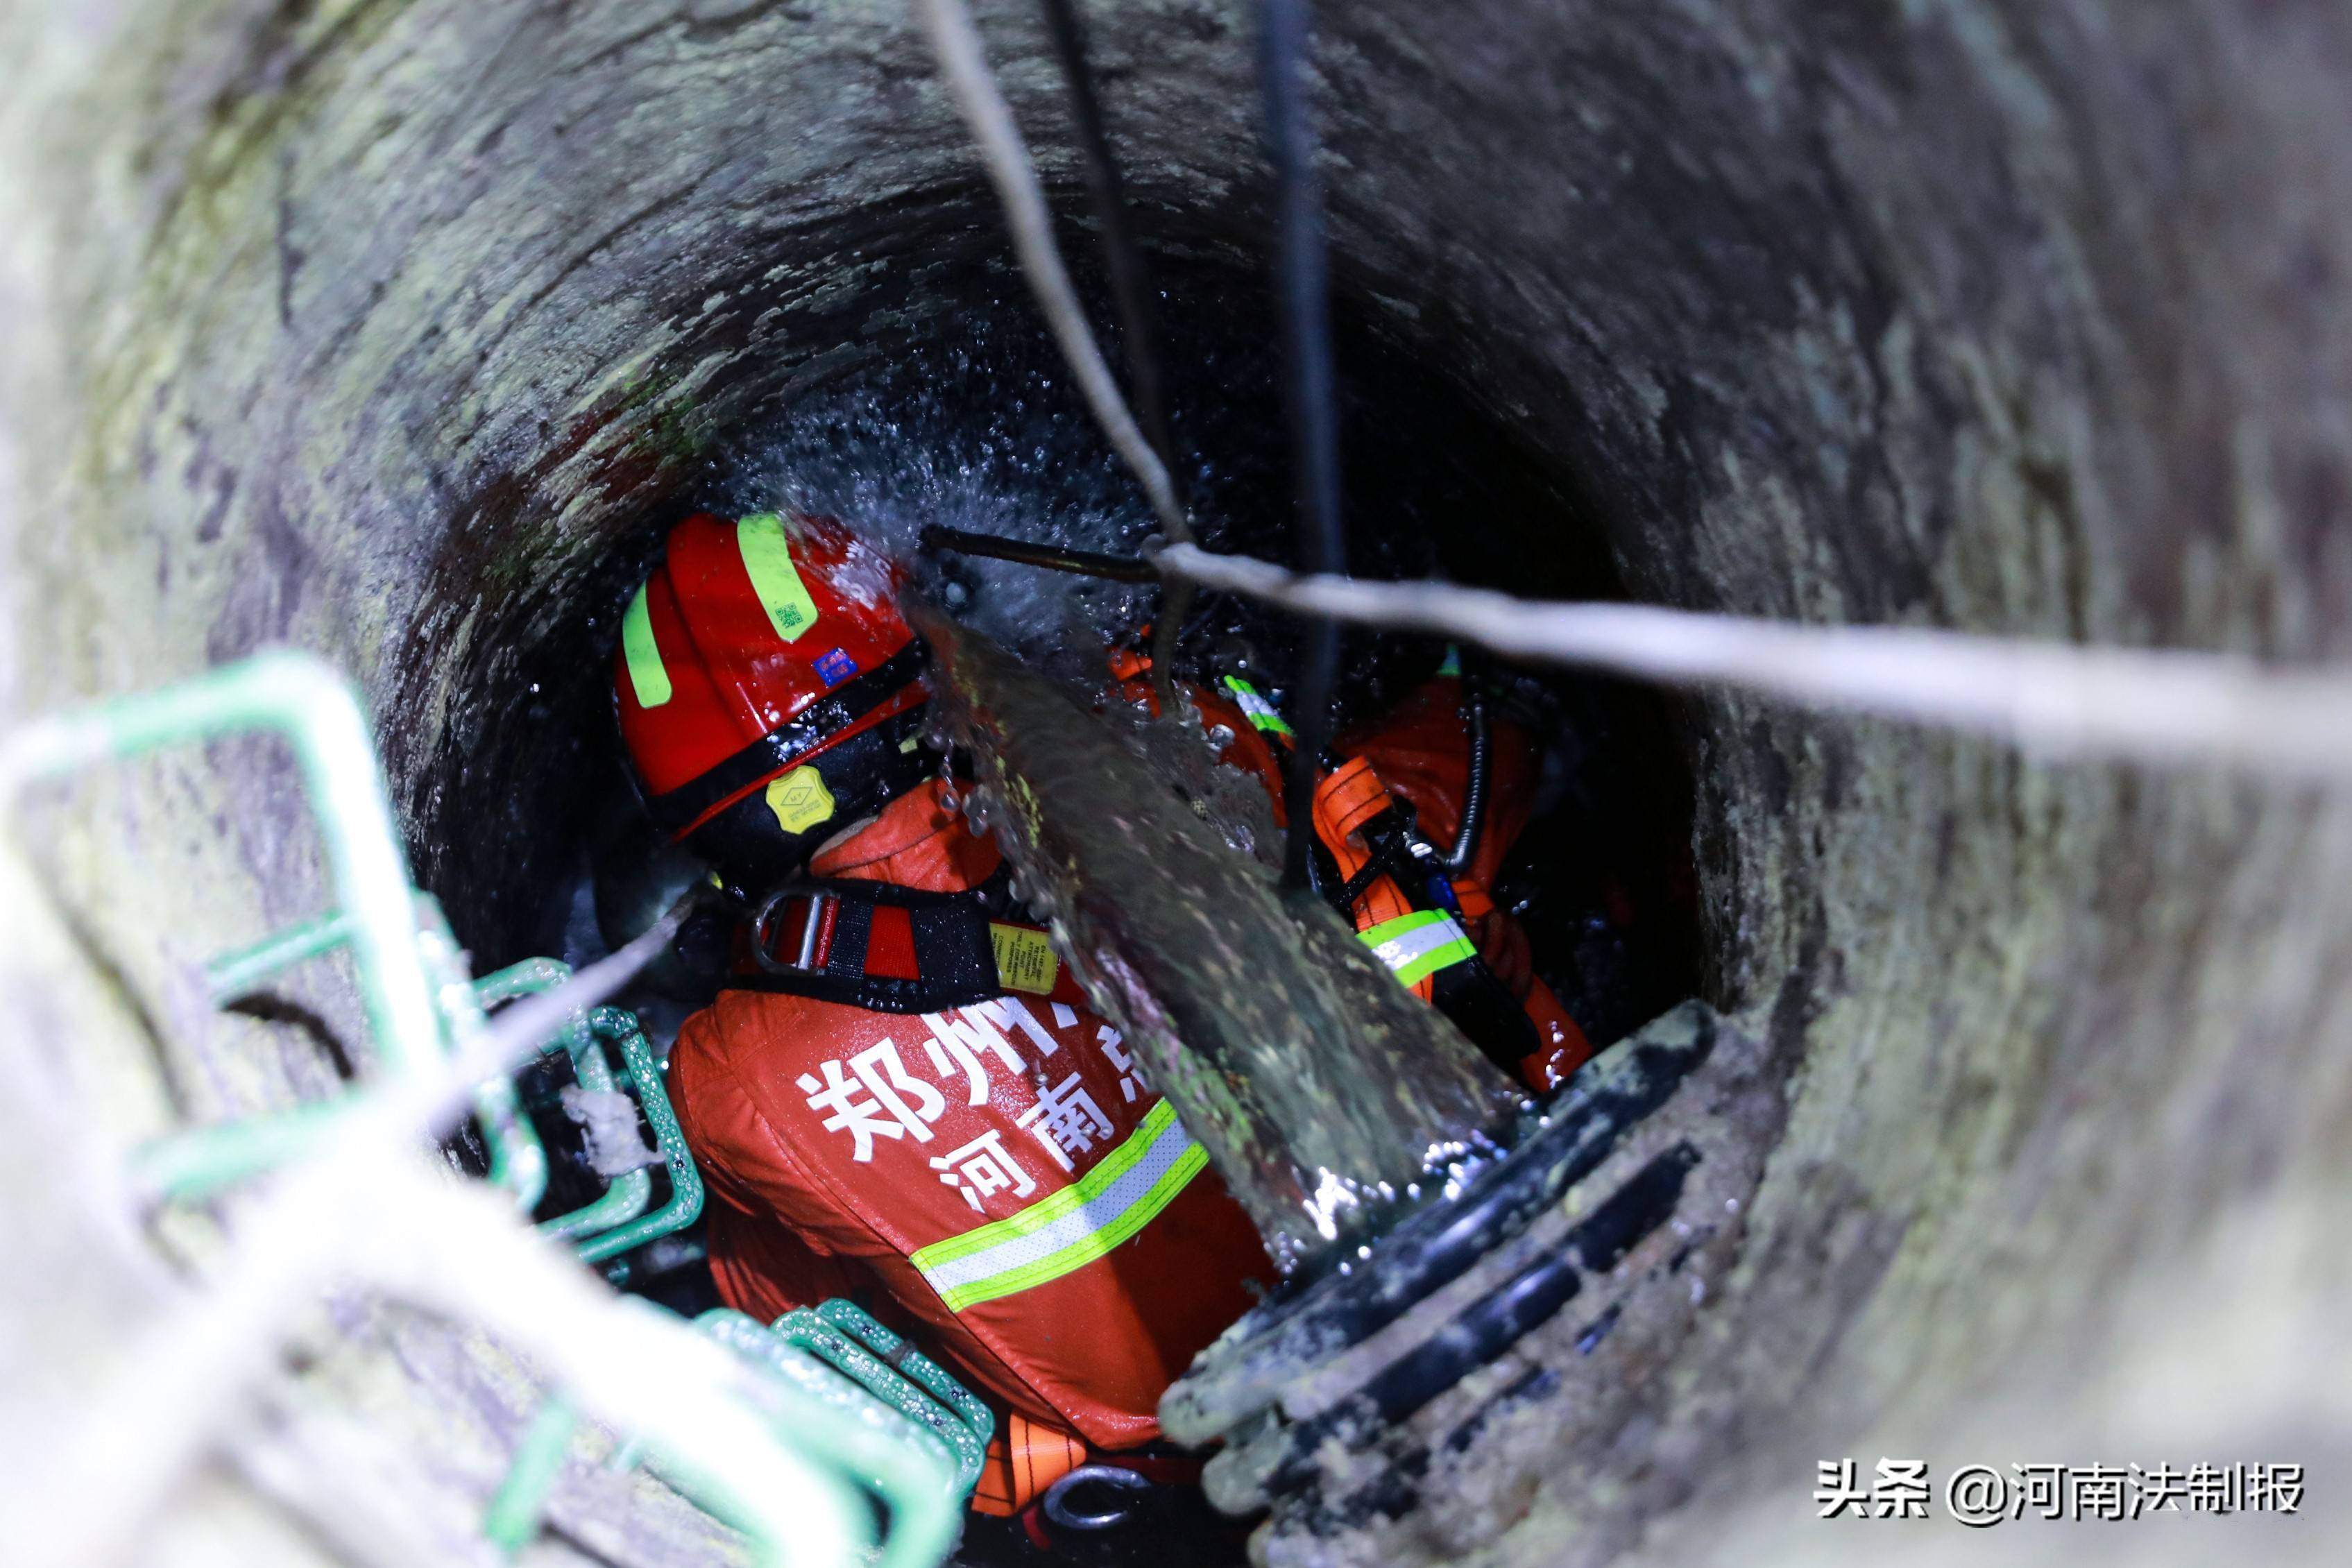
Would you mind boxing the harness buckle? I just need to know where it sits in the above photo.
[1041,1464,1154,1532]
[751,885,837,975]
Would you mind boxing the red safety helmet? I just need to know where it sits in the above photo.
[615,511,933,892]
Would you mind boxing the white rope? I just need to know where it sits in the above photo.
[901,3,2352,783]
[901,5,2352,783]
[1156,543,2352,778]
[914,0,1190,545]
[13,913,781,1568]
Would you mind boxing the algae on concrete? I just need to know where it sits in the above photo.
[3,1,2351,1565]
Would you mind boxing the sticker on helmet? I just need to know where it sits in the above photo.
[765,765,837,835]
[814,647,859,687]
[735,513,822,644]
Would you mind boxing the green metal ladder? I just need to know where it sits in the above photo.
[0,650,979,1567]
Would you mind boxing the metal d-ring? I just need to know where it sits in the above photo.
[1041,1464,1153,1532]
[751,883,835,974]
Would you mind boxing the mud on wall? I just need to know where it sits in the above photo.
[1,1,2349,1565]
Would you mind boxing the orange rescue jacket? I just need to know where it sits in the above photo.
[669,777,1272,1460]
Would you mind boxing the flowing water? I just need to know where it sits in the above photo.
[908,597,1524,1273]
[682,271,1684,1270]
[713,287,1166,673]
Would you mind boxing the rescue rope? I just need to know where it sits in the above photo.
[913,0,2352,787]
[7,654,970,1567]
[917,2,2352,788]
[1154,543,2352,777]
[919,0,1354,885]
[1032,0,1198,710]
[22,907,815,1568]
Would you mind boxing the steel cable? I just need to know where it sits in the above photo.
[1034,0,1200,693]
[907,6,2351,827]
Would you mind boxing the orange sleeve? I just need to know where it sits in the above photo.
[1515,977,1594,1092]
[969,1413,1089,1517]
[1342,678,1542,895]
[667,1001,892,1266]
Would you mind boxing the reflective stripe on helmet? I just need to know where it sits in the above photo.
[1358,909,1478,987]
[1220,676,1295,737]
[620,583,674,708]
[908,1100,1209,1313]
[735,513,824,643]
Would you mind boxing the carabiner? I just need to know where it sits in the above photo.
[1041,1464,1154,1532]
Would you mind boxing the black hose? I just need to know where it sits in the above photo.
[1037,0,1179,496]
[1438,679,1489,876]
[1260,0,1346,893]
[1037,0,1190,706]
[919,524,1157,582]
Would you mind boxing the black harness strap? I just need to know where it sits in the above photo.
[722,874,1025,1015]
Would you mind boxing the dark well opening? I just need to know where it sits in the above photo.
[418,249,1702,1055]
[411,245,1710,1481]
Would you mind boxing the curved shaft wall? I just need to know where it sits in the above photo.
[2,3,2348,1564]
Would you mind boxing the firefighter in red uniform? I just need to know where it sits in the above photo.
[614,511,1587,1532]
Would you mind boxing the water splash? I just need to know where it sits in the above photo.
[706,269,1466,729]
[713,293,1177,671]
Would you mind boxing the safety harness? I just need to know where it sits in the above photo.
[1307,729,1540,1077]
[726,871,1067,1014]
[726,875,1204,1535]
[1164,656,1537,1073]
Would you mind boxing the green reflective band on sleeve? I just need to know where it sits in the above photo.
[1359,909,1478,988]
[908,1100,1209,1313]
[1222,675,1296,738]
[620,584,674,708]
[735,513,821,643]
[1438,644,1463,678]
